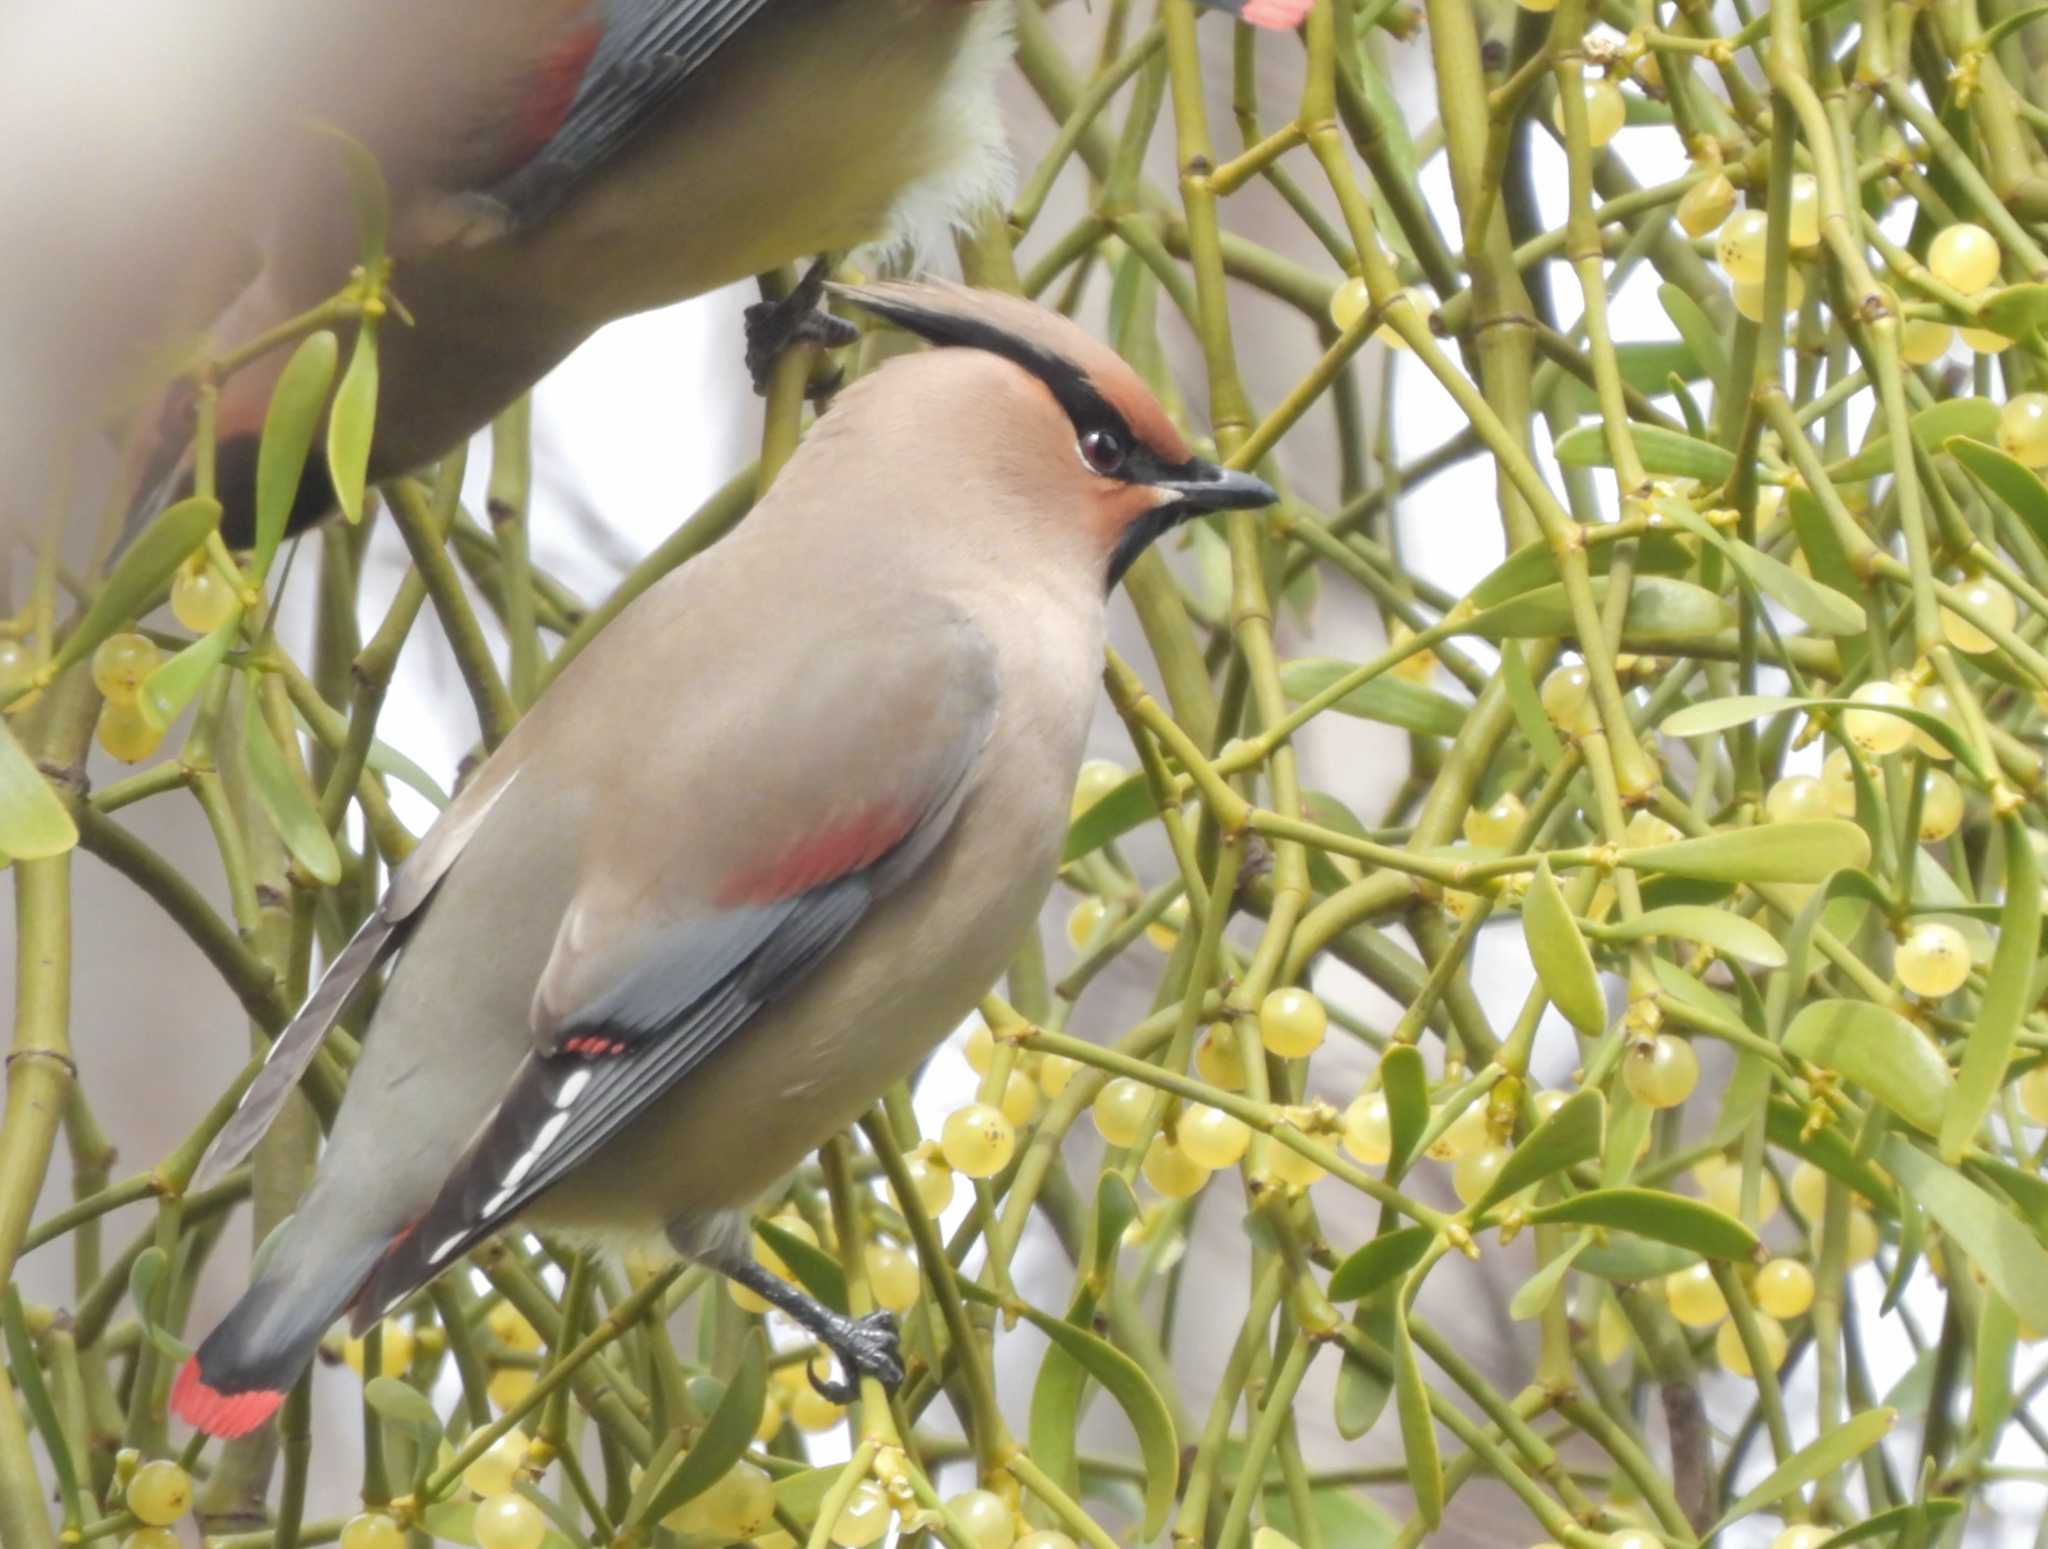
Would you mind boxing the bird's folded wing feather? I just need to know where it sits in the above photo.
[356,604,999,1315]
[190,768,526,1190]
[485,0,779,225]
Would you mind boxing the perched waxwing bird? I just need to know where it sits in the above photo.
[124,0,1311,546]
[171,281,1278,1438]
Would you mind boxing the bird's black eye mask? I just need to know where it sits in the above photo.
[840,290,1276,588]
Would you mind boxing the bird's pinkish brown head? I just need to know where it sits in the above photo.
[835,281,1276,588]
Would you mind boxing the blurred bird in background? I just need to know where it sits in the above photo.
[46,0,1308,546]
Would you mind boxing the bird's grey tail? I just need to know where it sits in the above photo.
[171,1222,389,1437]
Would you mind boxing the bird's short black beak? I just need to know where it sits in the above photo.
[1108,457,1279,590]
[1151,459,1279,516]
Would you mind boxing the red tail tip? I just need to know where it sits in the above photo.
[1241,0,1313,28]
[171,1356,284,1438]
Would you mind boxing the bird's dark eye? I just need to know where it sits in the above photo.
[1078,428,1127,476]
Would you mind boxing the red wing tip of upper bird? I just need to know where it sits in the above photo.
[1240,0,1313,26]
[171,1358,283,1438]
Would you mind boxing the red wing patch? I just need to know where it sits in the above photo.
[509,19,604,171]
[715,808,913,906]
[561,1034,629,1057]
[172,1357,284,1439]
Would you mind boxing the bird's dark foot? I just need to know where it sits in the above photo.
[806,1311,903,1402]
[717,1253,904,1397]
[744,260,857,396]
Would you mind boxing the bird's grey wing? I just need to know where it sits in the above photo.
[353,612,998,1318]
[190,767,525,1189]
[482,0,779,227]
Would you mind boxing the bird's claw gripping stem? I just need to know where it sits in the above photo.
[719,1256,904,1399]
[744,259,858,396]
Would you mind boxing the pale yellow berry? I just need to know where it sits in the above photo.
[1463,792,1528,847]
[1770,1527,1834,1549]
[1342,1091,1393,1165]
[1843,680,1915,755]
[1913,688,1957,754]
[942,1102,1015,1178]
[170,562,240,634]
[1900,317,1954,365]
[1623,1036,1699,1109]
[1178,1105,1250,1169]
[895,1154,955,1218]
[672,1462,776,1539]
[342,1320,415,1378]
[1764,775,1832,823]
[1917,768,1965,843]
[947,1488,1015,1549]
[338,1512,405,1549]
[126,1461,192,1527]
[1259,987,1327,1058]
[1066,896,1110,949]
[1071,759,1124,819]
[1427,1099,1493,1161]
[92,632,158,704]
[790,1373,845,1432]
[1961,311,2013,354]
[1596,1298,1631,1363]
[97,699,164,764]
[2019,1065,2048,1123]
[1665,1262,1727,1327]
[1717,1312,1788,1375]
[1898,920,1970,996]
[1998,393,2048,468]
[1035,1052,1079,1099]
[1267,1140,1326,1188]
[999,1069,1040,1127]
[831,1482,892,1547]
[1845,1206,1880,1265]
[487,1366,536,1412]
[1789,1161,1831,1222]
[1540,664,1599,734]
[1143,1133,1211,1199]
[1693,1154,1779,1222]
[1755,1258,1816,1319]
[1532,1089,1568,1121]
[487,1301,543,1354]
[754,1393,784,1443]
[963,1018,995,1074]
[463,1427,529,1498]
[1194,1027,1248,1091]
[119,1533,180,1549]
[866,1243,921,1312]
[1145,897,1187,952]
[1553,78,1627,147]
[1821,748,1860,816]
[1941,574,2016,653]
[1676,171,1736,238]
[1733,267,1806,323]
[1093,1076,1152,1147]
[1452,1144,1511,1205]
[1610,1532,1662,1549]
[1016,1534,1081,1549]
[730,1211,818,1311]
[1329,275,1370,333]
[1786,173,1821,248]
[474,1493,546,1549]
[1717,210,1771,285]
[1623,810,1681,848]
[1928,223,2000,292]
